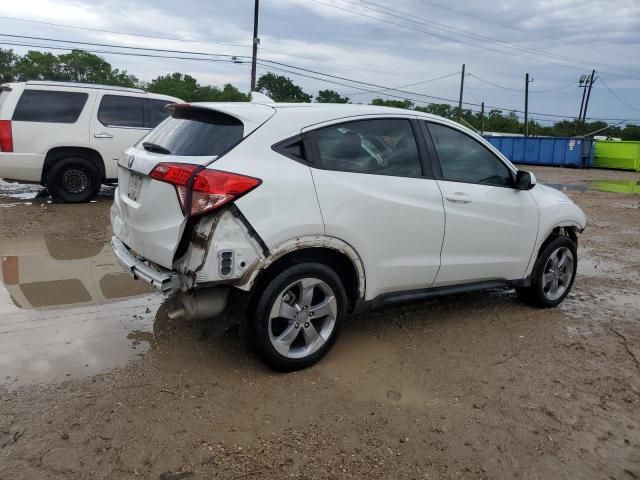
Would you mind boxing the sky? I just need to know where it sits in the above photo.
[0,0,639,125]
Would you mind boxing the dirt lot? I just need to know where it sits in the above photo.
[0,166,639,480]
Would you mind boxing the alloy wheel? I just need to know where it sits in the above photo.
[542,246,575,301]
[268,277,338,359]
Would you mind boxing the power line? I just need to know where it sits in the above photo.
[598,75,640,113]
[0,15,430,82]
[0,15,251,49]
[308,0,584,75]
[313,0,640,79]
[257,61,640,122]
[0,40,249,65]
[344,71,461,96]
[530,80,578,94]
[3,32,638,123]
[415,0,640,65]
[0,33,242,60]
[353,0,622,73]
[468,74,522,93]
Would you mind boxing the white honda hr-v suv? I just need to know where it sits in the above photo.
[111,99,586,370]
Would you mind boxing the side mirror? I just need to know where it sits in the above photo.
[515,170,536,190]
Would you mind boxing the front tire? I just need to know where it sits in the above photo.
[520,235,578,308]
[46,156,101,203]
[249,262,347,371]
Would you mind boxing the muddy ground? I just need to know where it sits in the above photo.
[0,166,639,480]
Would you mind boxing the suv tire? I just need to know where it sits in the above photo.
[46,156,101,203]
[249,262,347,371]
[519,235,578,308]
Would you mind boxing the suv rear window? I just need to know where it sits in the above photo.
[148,99,173,128]
[140,108,244,156]
[98,95,145,128]
[12,90,88,123]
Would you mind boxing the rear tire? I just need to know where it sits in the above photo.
[249,262,347,371]
[519,235,578,308]
[46,156,101,203]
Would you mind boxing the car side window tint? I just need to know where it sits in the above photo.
[12,90,88,123]
[427,122,513,187]
[98,95,145,128]
[148,99,172,128]
[309,119,422,177]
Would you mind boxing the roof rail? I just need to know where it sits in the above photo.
[25,80,145,94]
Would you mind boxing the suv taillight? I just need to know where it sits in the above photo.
[0,120,13,152]
[150,162,261,216]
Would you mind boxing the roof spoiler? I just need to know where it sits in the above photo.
[250,91,274,103]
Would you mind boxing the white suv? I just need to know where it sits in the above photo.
[111,101,587,370]
[0,81,181,202]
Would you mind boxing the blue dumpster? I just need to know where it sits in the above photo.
[484,136,595,168]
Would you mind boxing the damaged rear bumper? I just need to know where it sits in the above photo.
[111,236,180,293]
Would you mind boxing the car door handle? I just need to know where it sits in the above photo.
[94,132,114,139]
[445,192,472,204]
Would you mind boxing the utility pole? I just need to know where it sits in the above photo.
[457,64,465,123]
[524,73,533,137]
[577,74,588,132]
[581,70,597,132]
[250,0,260,92]
[480,101,485,135]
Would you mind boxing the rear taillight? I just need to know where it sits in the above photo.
[0,120,13,152]
[150,162,261,216]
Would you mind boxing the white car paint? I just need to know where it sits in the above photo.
[0,81,181,182]
[111,102,587,305]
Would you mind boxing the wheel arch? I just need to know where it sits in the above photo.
[42,146,106,185]
[242,237,366,315]
[525,221,580,277]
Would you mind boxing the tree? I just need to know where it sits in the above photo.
[13,49,138,87]
[256,73,311,102]
[14,51,65,81]
[196,83,250,102]
[370,98,414,109]
[147,74,250,102]
[58,50,137,87]
[147,73,200,101]
[316,89,350,103]
[0,48,17,83]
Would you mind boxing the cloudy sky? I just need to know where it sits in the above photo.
[1,0,639,124]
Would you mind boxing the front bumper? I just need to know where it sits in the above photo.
[111,236,180,292]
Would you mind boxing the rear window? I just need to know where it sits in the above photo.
[148,99,173,128]
[12,90,88,123]
[140,108,244,156]
[98,95,145,128]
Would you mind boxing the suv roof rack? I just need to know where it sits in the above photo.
[25,81,146,94]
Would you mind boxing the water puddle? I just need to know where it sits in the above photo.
[0,231,164,389]
[0,180,115,203]
[545,179,640,195]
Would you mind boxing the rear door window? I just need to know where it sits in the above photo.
[308,118,422,177]
[147,99,173,128]
[140,108,244,156]
[12,90,88,123]
[98,95,145,128]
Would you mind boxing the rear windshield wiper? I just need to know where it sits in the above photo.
[142,142,171,155]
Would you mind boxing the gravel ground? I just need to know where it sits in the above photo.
[0,166,639,480]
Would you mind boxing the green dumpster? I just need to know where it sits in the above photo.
[593,140,640,171]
